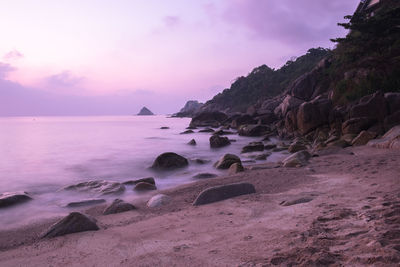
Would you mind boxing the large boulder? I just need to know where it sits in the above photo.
[288,139,308,153]
[189,111,228,127]
[0,191,32,208]
[230,114,256,129]
[134,182,157,191]
[275,95,304,117]
[147,194,171,208]
[342,117,376,135]
[349,92,388,122]
[241,142,265,153]
[62,180,125,196]
[151,152,189,170]
[368,125,400,149]
[351,131,376,146]
[193,183,256,206]
[238,125,269,137]
[296,97,332,135]
[41,212,99,238]
[282,151,311,167]
[103,199,136,215]
[228,163,245,175]
[288,70,318,101]
[384,93,400,114]
[214,154,241,169]
[255,112,277,125]
[209,135,231,148]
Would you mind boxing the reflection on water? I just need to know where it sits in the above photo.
[0,115,286,228]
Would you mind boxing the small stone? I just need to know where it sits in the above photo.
[228,163,244,175]
[188,139,197,146]
[134,182,157,191]
[147,194,171,208]
[193,183,256,206]
[103,199,136,215]
[193,173,218,179]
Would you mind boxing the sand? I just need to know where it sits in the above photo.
[0,146,400,266]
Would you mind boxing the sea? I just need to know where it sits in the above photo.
[0,115,286,228]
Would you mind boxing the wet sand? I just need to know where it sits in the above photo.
[1,146,400,266]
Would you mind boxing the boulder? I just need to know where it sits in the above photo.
[255,112,277,125]
[209,135,231,148]
[187,139,197,146]
[275,95,304,117]
[384,93,400,114]
[66,199,106,208]
[0,191,32,208]
[238,125,269,137]
[230,114,256,129]
[284,110,298,133]
[260,98,281,113]
[151,152,189,170]
[147,194,171,208]
[351,131,376,146]
[384,110,400,132]
[198,128,215,133]
[41,212,99,238]
[193,183,256,206]
[189,111,228,127]
[296,98,332,135]
[193,173,218,179]
[264,144,277,150]
[342,117,376,135]
[214,154,241,169]
[214,129,235,135]
[123,177,155,185]
[180,130,194,134]
[349,92,388,121]
[288,139,308,153]
[255,153,269,160]
[137,107,154,116]
[228,163,244,175]
[62,180,125,196]
[241,142,265,153]
[134,182,157,191]
[103,199,136,215]
[368,125,400,149]
[340,134,357,144]
[282,151,311,167]
[327,139,350,148]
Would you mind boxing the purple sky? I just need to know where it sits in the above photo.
[0,0,360,116]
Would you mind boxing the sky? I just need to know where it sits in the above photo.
[0,0,360,116]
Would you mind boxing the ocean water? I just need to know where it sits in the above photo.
[0,115,286,228]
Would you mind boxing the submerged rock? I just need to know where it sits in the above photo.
[134,182,157,191]
[189,111,228,128]
[198,128,215,133]
[214,154,241,169]
[62,180,125,196]
[137,107,154,116]
[188,139,197,146]
[282,150,311,167]
[41,212,99,238]
[209,135,231,148]
[123,177,155,185]
[66,199,106,208]
[241,142,264,153]
[0,191,32,208]
[193,183,256,206]
[180,130,194,134]
[193,173,218,179]
[151,152,189,170]
[147,194,171,208]
[103,199,136,215]
[238,125,269,137]
[160,126,170,129]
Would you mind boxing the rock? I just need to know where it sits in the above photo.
[349,91,388,122]
[134,182,157,191]
[238,125,269,137]
[384,93,400,114]
[151,152,189,170]
[213,129,234,135]
[173,100,204,117]
[188,139,197,146]
[41,212,99,238]
[137,106,154,116]
[341,134,357,144]
[180,130,194,134]
[255,153,269,160]
[275,95,304,117]
[296,97,332,135]
[198,128,215,133]
[368,125,400,149]
[327,139,349,148]
[214,154,241,169]
[281,197,314,206]
[342,117,376,135]
[288,140,308,153]
[288,69,319,101]
[384,110,400,131]
[272,147,287,152]
[255,112,277,125]
[228,163,244,175]
[282,151,311,167]
[230,114,257,129]
[160,126,169,129]
[193,173,218,179]
[186,126,197,129]
[209,135,231,148]
[241,142,265,153]
[192,158,210,164]
[66,199,106,208]
[260,98,281,112]
[351,131,376,146]
[0,191,32,208]
[62,180,125,196]
[190,111,228,128]
[103,199,136,215]
[147,194,171,208]
[123,177,155,185]
[193,183,256,206]
[264,144,277,150]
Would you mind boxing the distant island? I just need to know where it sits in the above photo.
[137,107,154,116]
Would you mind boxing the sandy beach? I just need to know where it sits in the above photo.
[0,145,399,266]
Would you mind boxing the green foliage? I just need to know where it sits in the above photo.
[204,48,330,112]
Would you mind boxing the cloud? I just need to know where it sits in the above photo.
[3,49,24,61]
[163,16,181,28]
[0,62,16,78]
[45,71,84,88]
[219,0,359,44]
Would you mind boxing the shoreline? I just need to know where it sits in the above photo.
[1,145,400,266]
